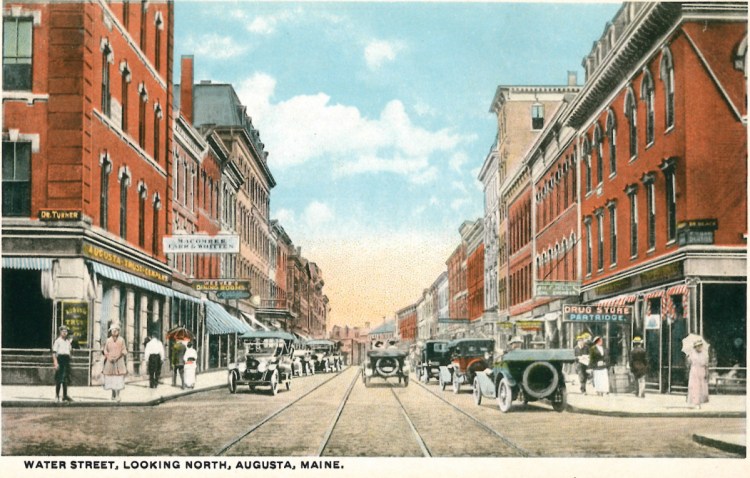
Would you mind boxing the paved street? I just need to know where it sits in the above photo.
[2,367,744,458]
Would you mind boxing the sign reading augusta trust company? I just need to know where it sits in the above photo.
[563,304,633,323]
[163,234,240,253]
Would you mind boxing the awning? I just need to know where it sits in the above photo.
[90,261,173,297]
[667,284,688,295]
[597,294,636,307]
[2,257,53,270]
[241,312,270,331]
[205,301,254,335]
[643,289,665,299]
[173,290,202,304]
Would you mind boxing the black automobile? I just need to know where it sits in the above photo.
[473,348,576,412]
[416,340,451,383]
[438,338,495,393]
[362,340,410,386]
[228,331,296,395]
[307,339,343,373]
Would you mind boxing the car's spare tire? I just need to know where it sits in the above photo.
[375,357,399,377]
[521,361,559,399]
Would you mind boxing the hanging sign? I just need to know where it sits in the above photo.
[163,235,240,253]
[563,304,633,323]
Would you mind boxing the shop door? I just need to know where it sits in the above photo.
[2,269,53,348]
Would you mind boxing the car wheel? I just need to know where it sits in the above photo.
[228,371,238,394]
[473,378,482,405]
[497,378,513,413]
[270,371,279,396]
[452,376,461,394]
[552,386,567,412]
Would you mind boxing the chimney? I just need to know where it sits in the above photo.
[180,55,194,123]
[567,70,578,87]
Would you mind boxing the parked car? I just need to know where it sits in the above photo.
[472,348,575,412]
[292,347,315,376]
[416,340,451,383]
[438,338,495,393]
[307,339,343,373]
[362,339,410,387]
[228,331,296,395]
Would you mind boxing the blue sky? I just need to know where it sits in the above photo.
[174,1,622,328]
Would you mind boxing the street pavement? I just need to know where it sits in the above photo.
[1,368,746,455]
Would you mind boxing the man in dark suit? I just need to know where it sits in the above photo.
[629,336,648,398]
[574,335,590,394]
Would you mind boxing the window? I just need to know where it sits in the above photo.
[627,185,638,257]
[3,17,33,91]
[583,137,592,194]
[624,88,637,159]
[154,15,163,70]
[643,173,656,250]
[641,70,655,145]
[594,124,603,185]
[660,47,675,130]
[606,109,617,175]
[121,66,130,132]
[100,154,112,228]
[584,217,592,276]
[140,0,147,51]
[138,86,147,148]
[596,211,604,271]
[531,103,544,130]
[2,141,31,216]
[608,202,617,265]
[152,194,161,254]
[119,170,130,239]
[138,183,147,247]
[153,104,162,161]
[101,44,112,117]
[123,0,130,29]
[661,159,677,242]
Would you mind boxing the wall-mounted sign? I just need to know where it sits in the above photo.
[216,290,251,300]
[563,304,633,323]
[515,320,543,331]
[644,314,661,330]
[83,243,170,283]
[677,219,717,246]
[39,209,81,221]
[536,281,580,297]
[193,280,250,293]
[62,301,88,346]
[163,235,240,253]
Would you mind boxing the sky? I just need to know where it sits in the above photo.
[174,1,622,330]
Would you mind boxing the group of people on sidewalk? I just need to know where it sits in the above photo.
[572,332,710,408]
[52,323,198,403]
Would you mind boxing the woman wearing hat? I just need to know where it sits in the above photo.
[588,336,610,396]
[102,323,128,401]
[686,339,709,408]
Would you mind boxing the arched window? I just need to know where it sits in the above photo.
[641,69,655,145]
[152,193,161,255]
[659,47,675,130]
[624,87,637,159]
[119,168,131,239]
[583,136,592,194]
[99,153,112,229]
[138,84,148,148]
[594,123,604,185]
[101,40,113,117]
[137,182,147,247]
[153,103,162,163]
[606,109,617,176]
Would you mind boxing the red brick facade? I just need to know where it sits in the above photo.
[467,243,485,322]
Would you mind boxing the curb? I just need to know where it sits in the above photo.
[692,434,746,456]
[1,383,226,408]
[566,404,746,418]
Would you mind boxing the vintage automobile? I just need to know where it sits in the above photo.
[292,346,315,376]
[472,348,575,412]
[362,340,410,387]
[307,339,343,373]
[438,338,494,393]
[416,340,451,383]
[228,331,296,395]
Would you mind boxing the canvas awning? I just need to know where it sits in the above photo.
[205,301,253,335]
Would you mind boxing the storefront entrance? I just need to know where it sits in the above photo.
[2,269,53,348]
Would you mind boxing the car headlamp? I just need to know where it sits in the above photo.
[257,362,268,372]
[238,363,247,373]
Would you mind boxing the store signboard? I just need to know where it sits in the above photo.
[535,280,580,297]
[62,301,88,346]
[163,235,240,253]
[39,209,82,221]
[563,304,633,323]
[193,280,250,293]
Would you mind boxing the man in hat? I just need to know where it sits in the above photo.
[171,338,187,389]
[629,336,648,398]
[52,325,74,402]
[509,336,524,351]
[144,330,166,389]
[574,335,591,394]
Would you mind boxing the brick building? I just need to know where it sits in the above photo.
[396,303,417,343]
[464,219,485,326]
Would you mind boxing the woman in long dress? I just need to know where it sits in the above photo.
[686,340,709,408]
[102,324,128,401]
[589,336,610,396]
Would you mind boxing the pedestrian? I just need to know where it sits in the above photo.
[589,336,609,396]
[686,339,709,409]
[629,336,648,398]
[508,336,523,351]
[102,323,128,402]
[52,325,74,402]
[574,335,590,394]
[143,331,165,389]
[172,339,187,389]
[183,341,198,389]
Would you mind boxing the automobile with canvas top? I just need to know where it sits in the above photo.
[228,330,296,395]
[472,348,575,412]
[437,338,494,393]
[416,339,451,383]
[306,339,343,373]
[362,339,410,386]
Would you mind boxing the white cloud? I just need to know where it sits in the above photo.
[451,180,467,193]
[451,197,471,211]
[364,39,405,70]
[449,152,468,173]
[304,201,335,228]
[184,34,248,60]
[274,208,296,226]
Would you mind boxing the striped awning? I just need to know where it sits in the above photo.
[205,301,254,335]
[597,294,637,307]
[643,290,665,299]
[90,261,173,297]
[2,256,53,270]
[667,284,688,295]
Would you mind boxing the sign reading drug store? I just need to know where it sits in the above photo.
[163,234,240,254]
[563,304,633,323]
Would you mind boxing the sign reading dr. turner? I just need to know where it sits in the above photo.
[563,304,633,323]
[163,235,240,253]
